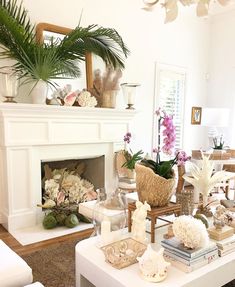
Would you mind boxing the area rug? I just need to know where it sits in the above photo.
[22,239,79,287]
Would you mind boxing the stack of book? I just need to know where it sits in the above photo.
[216,234,235,257]
[161,237,218,273]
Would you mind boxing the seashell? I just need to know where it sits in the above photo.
[64,92,78,106]
[138,245,170,282]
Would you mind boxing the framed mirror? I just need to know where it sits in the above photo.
[35,22,93,90]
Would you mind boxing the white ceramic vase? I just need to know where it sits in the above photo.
[31,80,48,104]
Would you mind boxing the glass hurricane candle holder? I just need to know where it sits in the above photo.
[0,69,19,103]
[93,188,127,247]
[121,83,140,109]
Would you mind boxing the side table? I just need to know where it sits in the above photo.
[128,202,181,243]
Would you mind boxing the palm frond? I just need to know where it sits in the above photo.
[0,1,129,86]
[57,24,130,69]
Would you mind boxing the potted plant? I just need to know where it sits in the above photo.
[213,135,224,151]
[0,0,129,103]
[121,132,143,179]
[136,108,190,207]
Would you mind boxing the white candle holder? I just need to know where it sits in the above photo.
[0,68,19,103]
[121,83,140,110]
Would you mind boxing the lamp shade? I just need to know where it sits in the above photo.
[201,108,229,127]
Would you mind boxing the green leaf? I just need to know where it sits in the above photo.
[0,1,129,87]
[122,150,143,170]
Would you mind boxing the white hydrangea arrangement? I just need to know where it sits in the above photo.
[43,172,96,207]
[77,90,97,107]
[42,169,97,208]
[38,164,97,229]
[173,215,209,249]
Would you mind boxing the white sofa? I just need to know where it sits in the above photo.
[0,240,33,287]
[24,283,44,287]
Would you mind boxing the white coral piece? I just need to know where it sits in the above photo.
[77,91,97,107]
[173,215,209,249]
[183,152,233,206]
[44,179,60,200]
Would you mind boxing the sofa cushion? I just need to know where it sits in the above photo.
[0,240,33,287]
[24,282,44,287]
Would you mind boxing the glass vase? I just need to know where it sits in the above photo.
[93,188,126,246]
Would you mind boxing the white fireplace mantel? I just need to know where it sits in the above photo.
[0,103,137,232]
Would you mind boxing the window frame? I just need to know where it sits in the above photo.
[152,62,187,158]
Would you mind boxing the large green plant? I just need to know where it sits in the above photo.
[0,0,129,87]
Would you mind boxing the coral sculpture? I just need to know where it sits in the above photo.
[183,152,232,206]
[173,215,209,249]
[90,66,122,107]
[213,205,227,230]
[77,90,97,107]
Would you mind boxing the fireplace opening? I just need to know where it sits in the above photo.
[41,156,105,206]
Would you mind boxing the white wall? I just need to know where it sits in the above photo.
[207,10,235,147]
[16,0,209,152]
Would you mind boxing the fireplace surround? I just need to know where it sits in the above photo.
[0,103,137,232]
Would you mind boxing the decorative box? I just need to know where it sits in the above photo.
[101,237,147,269]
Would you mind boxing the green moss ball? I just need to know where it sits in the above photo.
[56,213,67,226]
[65,214,79,228]
[43,215,57,229]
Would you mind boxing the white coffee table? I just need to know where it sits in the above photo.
[75,234,235,287]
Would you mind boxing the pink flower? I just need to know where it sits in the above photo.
[155,107,161,116]
[175,150,191,166]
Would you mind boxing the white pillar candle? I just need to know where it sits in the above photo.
[101,220,111,245]
[127,91,134,104]
[101,220,111,234]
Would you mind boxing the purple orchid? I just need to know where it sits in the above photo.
[124,132,132,144]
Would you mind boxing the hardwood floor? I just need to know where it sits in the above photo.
[0,225,94,256]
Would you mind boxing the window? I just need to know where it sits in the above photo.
[153,63,186,157]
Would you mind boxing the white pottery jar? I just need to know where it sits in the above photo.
[31,80,48,104]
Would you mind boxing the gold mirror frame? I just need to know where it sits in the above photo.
[35,22,93,90]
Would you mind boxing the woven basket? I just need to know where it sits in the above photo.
[135,164,175,207]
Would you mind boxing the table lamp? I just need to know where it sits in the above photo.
[201,107,229,147]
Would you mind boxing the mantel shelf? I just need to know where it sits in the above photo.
[0,103,138,120]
